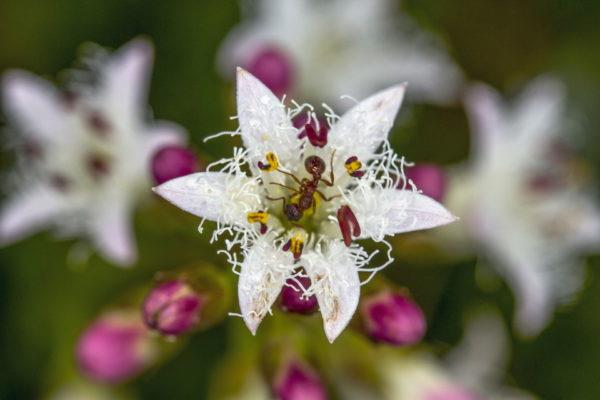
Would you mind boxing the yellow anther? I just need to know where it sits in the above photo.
[345,159,361,174]
[344,156,364,178]
[290,232,305,254]
[247,211,269,224]
[258,152,279,172]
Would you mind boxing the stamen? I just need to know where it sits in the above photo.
[257,152,279,172]
[87,111,111,136]
[283,231,306,260]
[337,205,361,246]
[344,156,364,178]
[246,211,269,234]
[87,154,111,180]
[304,123,328,148]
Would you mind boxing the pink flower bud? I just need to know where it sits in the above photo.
[404,164,447,202]
[142,279,203,336]
[274,362,327,400]
[76,311,155,383]
[281,277,318,314]
[360,290,426,346]
[151,145,199,185]
[246,46,294,99]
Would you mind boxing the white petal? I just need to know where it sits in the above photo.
[0,186,69,245]
[303,241,361,342]
[152,172,261,224]
[238,235,295,334]
[327,83,406,164]
[144,121,187,157]
[464,83,506,164]
[100,38,153,123]
[350,188,457,241]
[2,70,69,142]
[513,76,564,144]
[88,196,136,267]
[236,67,298,168]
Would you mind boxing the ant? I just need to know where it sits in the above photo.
[267,151,340,223]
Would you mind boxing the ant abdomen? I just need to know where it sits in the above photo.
[284,203,303,221]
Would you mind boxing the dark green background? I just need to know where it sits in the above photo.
[1,1,599,399]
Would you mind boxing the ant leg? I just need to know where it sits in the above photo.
[266,195,287,207]
[276,168,303,185]
[269,182,300,194]
[320,149,337,186]
[316,189,341,202]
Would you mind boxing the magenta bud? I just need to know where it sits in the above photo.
[274,362,327,400]
[142,280,203,336]
[360,290,426,346]
[281,277,318,314]
[403,164,447,203]
[151,145,199,185]
[246,45,294,99]
[76,312,154,384]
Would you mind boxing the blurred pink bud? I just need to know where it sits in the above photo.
[360,290,426,346]
[426,386,481,400]
[151,145,199,185]
[142,279,203,336]
[281,277,318,314]
[76,312,154,383]
[274,362,327,400]
[403,164,447,202]
[246,46,294,99]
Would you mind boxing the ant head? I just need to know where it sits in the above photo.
[284,203,303,221]
[305,155,326,177]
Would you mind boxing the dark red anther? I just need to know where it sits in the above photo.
[87,154,110,180]
[304,123,328,148]
[282,240,292,252]
[337,205,361,247]
[351,170,365,178]
[260,223,268,235]
[258,161,267,170]
[87,111,111,136]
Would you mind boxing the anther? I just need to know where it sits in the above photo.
[337,205,361,246]
[344,156,364,178]
[87,111,111,136]
[257,152,279,172]
[283,231,305,260]
[247,211,269,234]
[304,123,328,148]
[87,154,111,180]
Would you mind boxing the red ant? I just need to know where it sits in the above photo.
[266,151,339,222]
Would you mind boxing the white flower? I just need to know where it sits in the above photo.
[446,77,600,335]
[380,312,535,400]
[0,39,185,266]
[218,0,464,108]
[153,68,456,342]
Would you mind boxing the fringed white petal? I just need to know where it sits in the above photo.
[144,121,187,158]
[236,68,298,168]
[88,195,136,267]
[2,71,69,142]
[464,83,506,165]
[513,76,564,145]
[328,84,406,164]
[153,172,261,225]
[100,38,153,126]
[303,240,361,343]
[348,188,457,241]
[238,235,295,334]
[0,186,70,245]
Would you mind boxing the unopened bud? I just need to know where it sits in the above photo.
[403,164,447,202]
[274,361,327,400]
[246,45,294,99]
[360,290,426,346]
[142,279,203,336]
[76,311,155,383]
[151,145,199,185]
[280,276,318,314]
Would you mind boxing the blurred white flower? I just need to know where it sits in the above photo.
[381,312,535,400]
[0,39,185,266]
[218,0,464,108]
[446,77,600,335]
[153,68,456,342]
